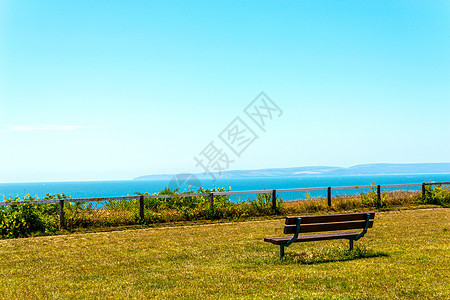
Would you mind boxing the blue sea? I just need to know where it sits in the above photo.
[1,174,449,202]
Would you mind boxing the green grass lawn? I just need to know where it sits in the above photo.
[0,208,448,299]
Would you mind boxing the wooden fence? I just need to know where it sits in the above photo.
[1,181,449,228]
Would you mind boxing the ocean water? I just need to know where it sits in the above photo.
[1,174,449,202]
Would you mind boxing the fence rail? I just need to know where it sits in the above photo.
[1,181,449,228]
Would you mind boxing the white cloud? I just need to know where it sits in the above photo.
[9,125,94,131]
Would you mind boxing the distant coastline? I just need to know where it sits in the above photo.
[134,163,450,180]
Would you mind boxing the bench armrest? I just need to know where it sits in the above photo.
[284,217,301,247]
[354,213,371,241]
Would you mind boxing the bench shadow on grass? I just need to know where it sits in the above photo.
[272,247,388,265]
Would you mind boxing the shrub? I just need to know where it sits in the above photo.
[0,196,45,238]
[418,184,450,206]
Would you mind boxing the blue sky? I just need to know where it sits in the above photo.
[0,1,449,182]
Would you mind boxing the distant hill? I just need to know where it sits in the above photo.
[134,163,450,180]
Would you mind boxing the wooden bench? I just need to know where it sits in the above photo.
[264,212,375,258]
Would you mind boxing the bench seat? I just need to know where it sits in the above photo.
[264,231,359,245]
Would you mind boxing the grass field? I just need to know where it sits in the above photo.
[0,208,448,299]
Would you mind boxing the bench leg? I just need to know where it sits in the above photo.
[349,239,354,251]
[280,245,285,258]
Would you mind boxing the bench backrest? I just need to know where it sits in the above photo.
[284,212,375,234]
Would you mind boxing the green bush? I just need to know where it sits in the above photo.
[0,194,70,238]
[418,184,450,206]
[0,196,45,238]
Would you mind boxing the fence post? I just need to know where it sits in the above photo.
[59,199,65,229]
[209,193,214,210]
[377,185,381,201]
[422,183,426,198]
[139,195,144,221]
[327,187,332,207]
[272,189,277,213]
